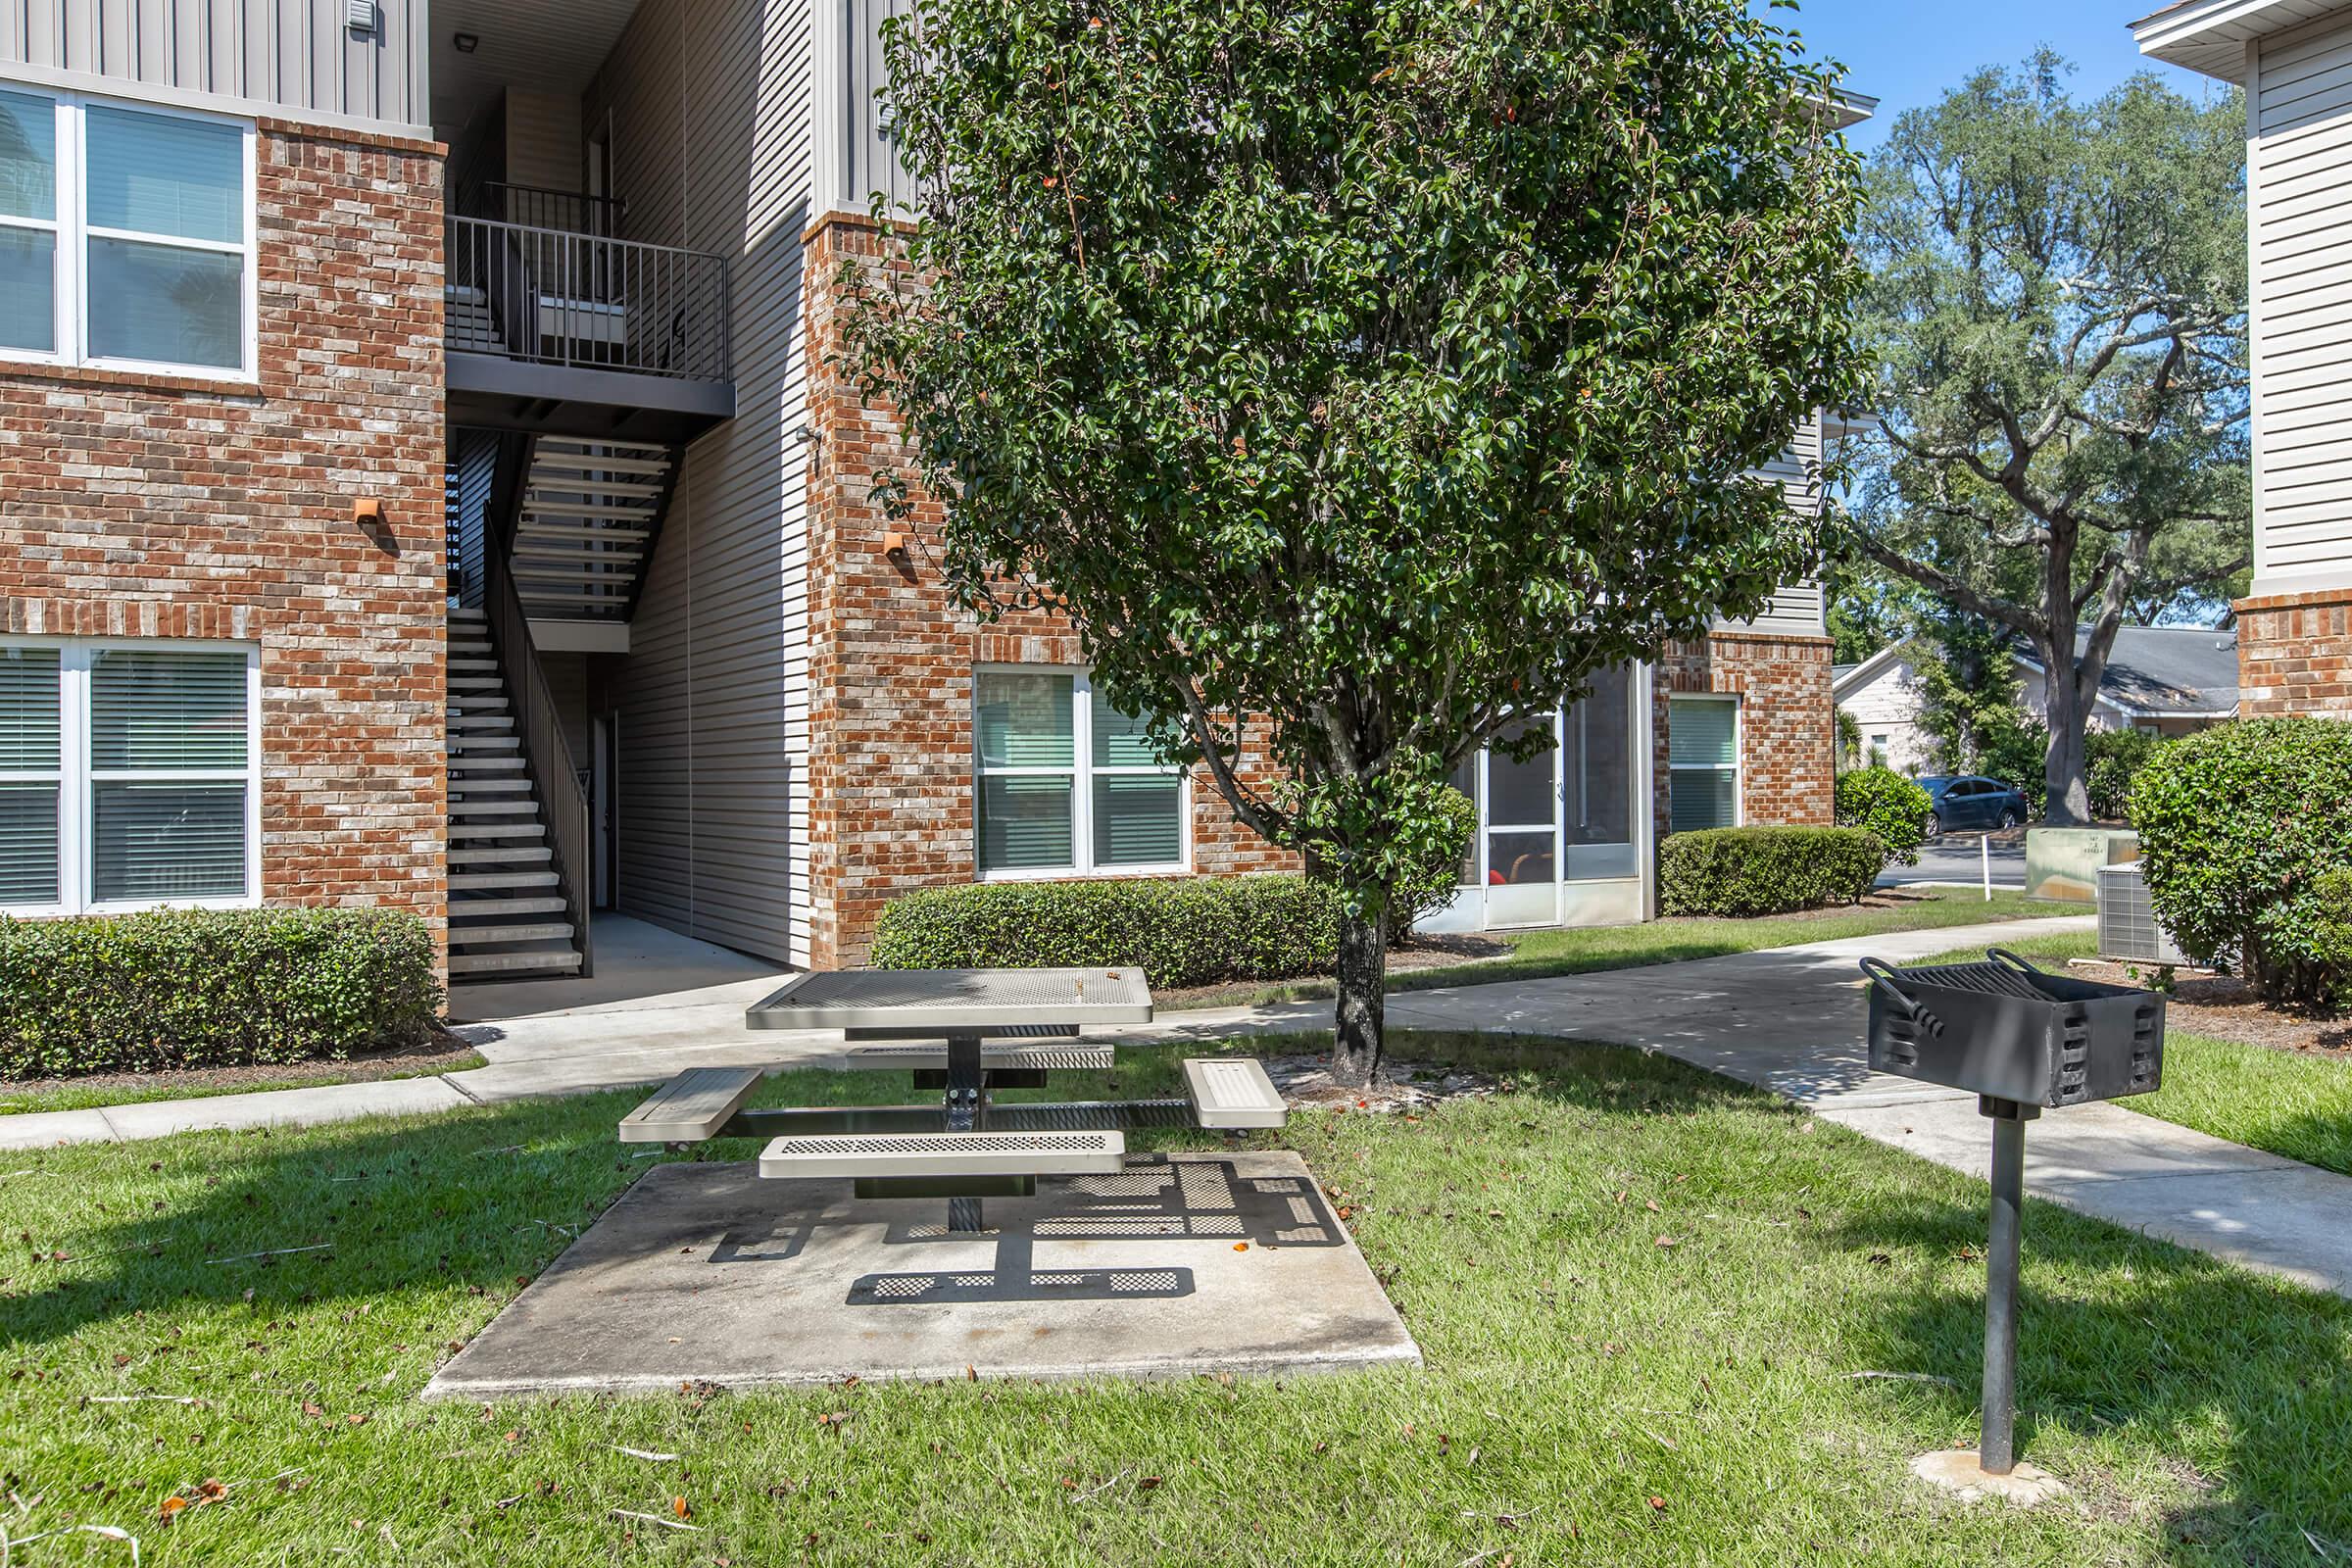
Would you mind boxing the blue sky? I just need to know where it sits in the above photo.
[1765,0,2231,148]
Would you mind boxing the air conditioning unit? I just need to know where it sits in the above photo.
[2097,862,2186,966]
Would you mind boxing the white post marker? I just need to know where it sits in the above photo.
[1983,833,1992,903]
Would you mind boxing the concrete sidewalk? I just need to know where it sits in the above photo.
[9,911,2352,1300]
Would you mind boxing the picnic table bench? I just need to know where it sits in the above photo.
[617,966,1285,1230]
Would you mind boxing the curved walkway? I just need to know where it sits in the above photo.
[9,912,2350,1299]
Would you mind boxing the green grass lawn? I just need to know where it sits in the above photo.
[4,1033,2347,1565]
[1169,888,2086,1010]
[0,1053,489,1119]
[1910,933,2352,1178]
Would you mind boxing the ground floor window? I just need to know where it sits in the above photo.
[1668,695,1740,832]
[0,640,259,913]
[973,666,1187,878]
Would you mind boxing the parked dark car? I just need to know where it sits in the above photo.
[1916,775,2031,837]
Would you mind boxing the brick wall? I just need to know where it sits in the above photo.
[1656,631,1837,832]
[0,122,448,960]
[2236,586,2352,718]
[803,213,1292,967]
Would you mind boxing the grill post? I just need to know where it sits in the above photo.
[1979,1095,2034,1475]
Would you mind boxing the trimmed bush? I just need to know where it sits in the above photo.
[1385,785,1480,943]
[869,875,1341,989]
[2131,718,2352,1006]
[1834,766,1933,865]
[1658,826,1887,917]
[0,907,441,1081]
[2084,727,2167,822]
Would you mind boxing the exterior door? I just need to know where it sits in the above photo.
[1483,717,1560,927]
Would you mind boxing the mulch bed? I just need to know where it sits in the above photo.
[2062,957,2351,1057]
[0,1027,485,1106]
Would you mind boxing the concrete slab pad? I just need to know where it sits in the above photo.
[424,1151,1420,1400]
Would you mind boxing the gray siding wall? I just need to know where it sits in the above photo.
[2250,10,2352,594]
[839,0,910,213]
[587,0,813,965]
[504,87,581,190]
[1718,409,1829,636]
[1,0,428,135]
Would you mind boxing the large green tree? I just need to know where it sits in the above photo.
[842,0,1863,1081]
[1844,55,2249,826]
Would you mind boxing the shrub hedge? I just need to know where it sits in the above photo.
[2131,718,2352,1006]
[1834,766,1933,865]
[1386,785,1480,942]
[869,875,1342,989]
[1657,826,1887,918]
[0,907,441,1080]
[2085,727,2168,822]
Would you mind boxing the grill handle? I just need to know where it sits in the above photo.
[1860,957,1945,1038]
[1986,947,2041,977]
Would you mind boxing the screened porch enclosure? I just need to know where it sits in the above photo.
[1421,663,1655,934]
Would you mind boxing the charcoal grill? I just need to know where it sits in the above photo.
[1857,947,2168,1483]
[1862,947,2164,1107]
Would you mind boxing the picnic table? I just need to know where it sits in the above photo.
[615,966,1286,1231]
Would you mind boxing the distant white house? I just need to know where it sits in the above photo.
[1833,626,2241,774]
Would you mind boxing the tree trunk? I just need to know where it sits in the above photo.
[2038,640,2092,827]
[1331,906,1388,1088]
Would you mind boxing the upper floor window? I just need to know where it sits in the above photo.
[0,88,255,378]
[973,667,1188,879]
[0,641,260,914]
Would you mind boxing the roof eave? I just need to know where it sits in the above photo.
[2130,0,2341,81]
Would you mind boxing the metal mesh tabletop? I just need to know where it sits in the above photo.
[746,966,1154,1031]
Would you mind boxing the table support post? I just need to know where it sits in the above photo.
[945,1032,985,1232]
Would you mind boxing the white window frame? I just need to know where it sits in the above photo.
[0,83,258,382]
[973,664,1191,881]
[1668,694,1742,831]
[0,638,262,915]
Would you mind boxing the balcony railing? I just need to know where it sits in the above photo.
[446,214,731,383]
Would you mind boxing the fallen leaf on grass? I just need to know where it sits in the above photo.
[1647,1495,1668,1512]
[1654,1236,1679,1249]
[672,1496,692,1520]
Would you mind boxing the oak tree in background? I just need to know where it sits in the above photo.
[1844,54,2249,826]
[840,0,1862,1082]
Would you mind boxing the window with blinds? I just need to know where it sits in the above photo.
[1668,697,1740,833]
[0,641,257,912]
[975,668,1186,877]
[0,89,253,376]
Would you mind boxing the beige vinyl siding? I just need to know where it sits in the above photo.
[1,0,426,135]
[2252,9,2352,590]
[587,0,812,965]
[1717,409,1828,635]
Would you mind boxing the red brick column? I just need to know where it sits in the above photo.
[0,122,448,968]
[1655,631,1837,829]
[2235,587,2352,718]
[801,212,1292,967]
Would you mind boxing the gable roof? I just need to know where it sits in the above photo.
[1835,626,2238,718]
[2024,626,2240,717]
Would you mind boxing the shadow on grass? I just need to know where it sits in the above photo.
[1823,1187,2352,1560]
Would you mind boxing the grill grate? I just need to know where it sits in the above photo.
[1886,960,2050,1001]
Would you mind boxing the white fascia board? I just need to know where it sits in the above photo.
[2130,0,2337,80]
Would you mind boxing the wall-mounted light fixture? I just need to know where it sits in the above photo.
[882,530,910,561]
[354,498,385,526]
[452,30,479,51]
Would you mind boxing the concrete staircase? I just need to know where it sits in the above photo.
[446,607,583,978]
[445,285,503,353]
[511,438,676,623]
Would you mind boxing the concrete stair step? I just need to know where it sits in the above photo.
[449,757,526,773]
[449,920,577,947]
[449,869,561,890]
[448,948,582,976]
[450,799,539,816]
[528,477,664,499]
[450,820,546,840]
[530,452,671,476]
[451,895,569,918]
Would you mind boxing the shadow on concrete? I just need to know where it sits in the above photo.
[446,914,791,1025]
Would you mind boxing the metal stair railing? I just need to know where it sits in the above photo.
[478,432,595,977]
